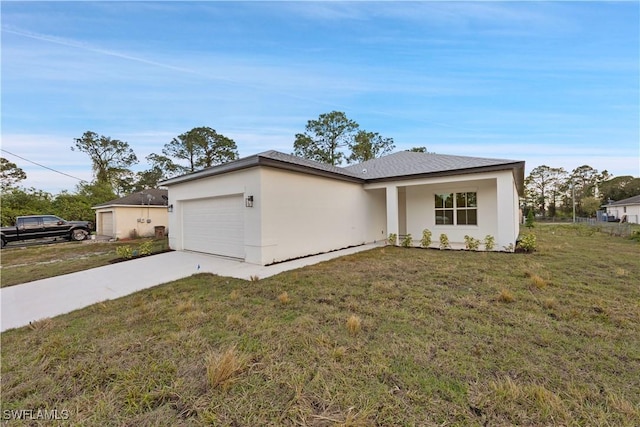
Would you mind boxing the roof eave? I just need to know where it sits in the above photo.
[364,161,526,193]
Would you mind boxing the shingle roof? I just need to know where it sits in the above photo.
[160,150,524,193]
[343,151,522,180]
[606,194,640,206]
[93,188,168,208]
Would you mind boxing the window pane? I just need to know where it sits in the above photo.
[444,193,453,208]
[467,192,477,207]
[457,209,467,225]
[467,209,477,225]
[456,193,467,208]
[435,194,443,208]
[436,210,453,224]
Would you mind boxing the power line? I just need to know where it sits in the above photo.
[1,148,87,182]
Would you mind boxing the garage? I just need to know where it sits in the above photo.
[100,211,114,237]
[181,195,245,259]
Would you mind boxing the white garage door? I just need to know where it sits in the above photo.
[182,195,245,259]
[100,211,114,237]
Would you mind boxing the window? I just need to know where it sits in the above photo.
[42,216,62,227]
[435,192,477,225]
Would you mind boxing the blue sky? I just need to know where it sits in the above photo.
[2,1,639,194]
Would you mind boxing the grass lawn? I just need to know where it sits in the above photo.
[0,238,170,288]
[1,224,639,426]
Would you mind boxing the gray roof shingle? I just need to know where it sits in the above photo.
[607,194,640,206]
[343,151,522,180]
[93,188,168,207]
[160,150,524,192]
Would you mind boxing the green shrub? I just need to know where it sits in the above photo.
[401,234,413,248]
[484,235,495,251]
[421,229,432,248]
[116,246,133,259]
[464,235,480,251]
[439,233,450,250]
[138,240,153,256]
[518,233,537,252]
[388,233,397,246]
[629,230,640,242]
[525,210,535,228]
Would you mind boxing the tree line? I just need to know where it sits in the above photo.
[524,165,640,218]
[2,110,636,225]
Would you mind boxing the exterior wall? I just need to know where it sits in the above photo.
[94,206,168,239]
[607,205,640,224]
[166,167,262,262]
[366,170,520,250]
[404,178,498,248]
[258,168,379,265]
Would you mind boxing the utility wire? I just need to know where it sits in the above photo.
[1,148,86,182]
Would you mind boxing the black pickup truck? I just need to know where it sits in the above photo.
[1,215,93,248]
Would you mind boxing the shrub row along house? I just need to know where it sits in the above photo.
[159,150,525,265]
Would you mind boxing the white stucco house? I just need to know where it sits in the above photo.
[604,195,640,224]
[160,150,525,265]
[92,188,169,239]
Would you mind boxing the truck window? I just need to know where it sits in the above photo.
[20,218,41,229]
[42,216,62,226]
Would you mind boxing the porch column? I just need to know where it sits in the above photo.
[496,174,518,250]
[386,185,399,244]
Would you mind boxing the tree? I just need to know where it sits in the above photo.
[0,187,53,226]
[162,127,238,174]
[71,131,138,191]
[525,165,561,216]
[581,196,601,218]
[406,147,428,153]
[0,157,27,192]
[347,131,395,164]
[599,176,640,203]
[293,111,359,165]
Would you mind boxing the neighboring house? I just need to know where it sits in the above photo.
[604,195,640,224]
[160,150,525,265]
[92,188,169,239]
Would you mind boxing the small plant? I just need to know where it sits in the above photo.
[525,210,535,228]
[498,288,515,303]
[401,234,413,248]
[421,229,432,248]
[503,243,515,252]
[518,233,537,252]
[388,233,397,246]
[116,245,133,259]
[346,315,362,336]
[464,235,480,251]
[205,346,247,391]
[138,240,153,256]
[249,275,260,282]
[439,233,450,250]
[484,235,495,251]
[530,274,548,289]
[229,290,240,301]
[278,291,290,304]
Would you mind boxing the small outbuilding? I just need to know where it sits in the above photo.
[92,188,169,239]
[604,195,640,224]
[160,150,525,265]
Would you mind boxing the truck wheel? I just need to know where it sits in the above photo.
[71,229,88,241]
[1,238,5,249]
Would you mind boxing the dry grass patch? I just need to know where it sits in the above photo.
[229,289,240,301]
[529,273,548,289]
[346,315,362,335]
[497,288,515,303]
[205,346,248,391]
[278,291,291,304]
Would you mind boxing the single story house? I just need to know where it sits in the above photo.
[604,195,640,224]
[92,188,169,239]
[160,150,525,265]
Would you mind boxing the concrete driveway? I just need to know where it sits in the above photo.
[1,244,380,332]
